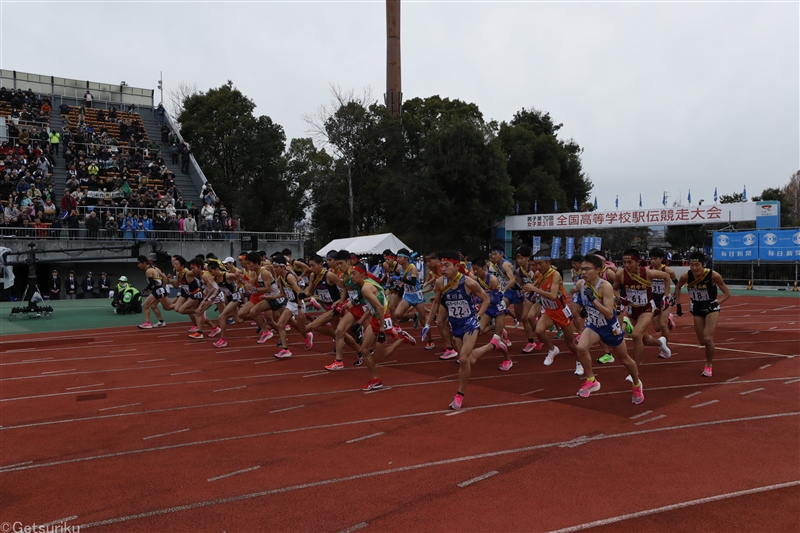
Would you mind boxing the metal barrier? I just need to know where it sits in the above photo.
[76,206,190,219]
[713,261,799,288]
[0,226,299,243]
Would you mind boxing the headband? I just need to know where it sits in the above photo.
[397,252,410,258]
[440,254,460,264]
[491,247,504,254]
[352,264,368,275]
[533,255,551,261]
[622,255,638,260]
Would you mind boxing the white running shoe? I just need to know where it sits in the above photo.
[543,346,560,366]
[658,336,672,358]
[625,374,634,383]
[574,361,584,376]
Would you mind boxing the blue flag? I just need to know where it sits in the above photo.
[565,237,575,258]
[688,190,692,205]
[593,197,598,210]
[515,201,519,215]
[714,187,718,203]
[662,192,667,206]
[551,237,561,258]
[573,198,578,211]
[554,199,558,212]
[615,195,619,209]
[639,193,642,208]
[532,236,541,254]
[534,199,538,214]
[743,185,747,201]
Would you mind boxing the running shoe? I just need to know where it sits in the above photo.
[597,353,615,364]
[502,329,512,346]
[439,348,459,360]
[544,346,560,366]
[667,313,676,331]
[188,325,198,333]
[208,327,221,338]
[188,331,204,339]
[574,361,585,376]
[138,322,153,329]
[577,379,601,398]
[625,375,634,383]
[658,336,672,359]
[156,321,166,327]
[309,298,321,310]
[413,313,419,329]
[284,324,292,331]
[555,329,564,340]
[226,318,235,325]
[274,349,292,359]
[353,354,364,366]
[514,319,520,328]
[425,340,435,351]
[213,338,228,348]
[325,360,344,371]
[623,317,633,335]
[490,334,508,354]
[400,330,417,345]
[449,394,463,410]
[256,326,262,334]
[499,359,513,371]
[304,332,314,350]
[522,342,537,353]
[257,330,274,344]
[701,365,713,377]
[632,381,644,405]
[361,378,383,391]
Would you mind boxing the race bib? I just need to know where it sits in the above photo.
[628,288,649,306]
[383,317,393,330]
[688,288,709,302]
[446,300,471,319]
[348,290,360,302]
[317,288,332,303]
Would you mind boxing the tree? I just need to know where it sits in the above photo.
[719,192,744,204]
[165,81,199,124]
[178,81,300,231]
[781,171,799,226]
[752,187,796,227]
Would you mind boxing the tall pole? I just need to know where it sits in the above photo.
[386,0,402,116]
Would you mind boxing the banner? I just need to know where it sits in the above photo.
[581,236,595,253]
[565,237,575,258]
[86,190,124,199]
[551,237,561,258]
[759,229,800,261]
[594,237,602,252]
[713,231,758,261]
[532,236,541,254]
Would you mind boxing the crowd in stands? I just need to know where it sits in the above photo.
[0,88,233,240]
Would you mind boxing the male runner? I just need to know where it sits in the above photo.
[648,248,678,345]
[674,251,731,377]
[136,255,172,329]
[239,252,283,344]
[271,255,314,359]
[392,248,430,333]
[421,252,457,358]
[471,258,513,370]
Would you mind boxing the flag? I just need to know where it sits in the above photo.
[639,193,642,208]
[688,190,692,205]
[714,187,718,203]
[573,198,578,211]
[615,195,619,209]
[532,236,541,254]
[593,197,598,210]
[662,192,667,206]
[743,185,747,201]
[551,237,561,258]
[534,200,538,214]
[554,199,558,212]
[565,237,575,258]
[594,237,602,251]
[515,201,519,215]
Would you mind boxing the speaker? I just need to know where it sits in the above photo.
[240,235,258,252]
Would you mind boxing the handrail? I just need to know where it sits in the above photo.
[76,206,190,218]
[0,226,301,242]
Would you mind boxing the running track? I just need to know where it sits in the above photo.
[1,295,798,532]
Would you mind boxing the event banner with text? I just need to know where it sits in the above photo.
[713,230,800,261]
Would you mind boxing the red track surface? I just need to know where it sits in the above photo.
[1,295,798,532]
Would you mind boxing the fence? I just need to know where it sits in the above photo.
[0,226,300,244]
[713,261,799,288]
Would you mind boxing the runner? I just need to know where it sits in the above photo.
[674,251,732,377]
[238,252,283,344]
[188,258,224,339]
[421,252,457,358]
[178,258,207,336]
[209,259,244,347]
[392,248,430,334]
[490,243,536,353]
[648,248,678,346]
[471,258,512,370]
[271,255,314,359]
[327,250,367,370]
[426,250,508,410]
[136,254,172,329]
[574,254,644,404]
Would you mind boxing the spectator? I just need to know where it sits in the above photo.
[66,209,80,239]
[49,269,61,300]
[108,105,117,123]
[98,272,111,298]
[64,270,78,299]
[170,143,179,165]
[96,109,106,122]
[183,213,196,240]
[222,210,237,238]
[81,271,95,299]
[49,130,61,156]
[135,220,146,240]
[42,196,57,223]
[84,91,94,108]
[33,218,48,239]
[201,203,214,225]
[142,212,153,237]
[157,103,166,127]
[49,214,62,239]
[105,215,119,239]
[85,210,101,238]
[59,102,70,116]
[211,214,223,240]
[41,100,51,115]
[180,144,191,174]
[4,199,20,227]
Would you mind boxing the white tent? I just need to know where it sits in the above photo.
[316,233,412,256]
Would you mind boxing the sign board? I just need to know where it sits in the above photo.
[759,229,800,261]
[713,229,800,262]
[712,231,758,261]
[755,201,780,229]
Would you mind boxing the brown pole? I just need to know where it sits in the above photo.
[386,0,402,116]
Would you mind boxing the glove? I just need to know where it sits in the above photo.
[333,302,344,316]
[298,292,307,300]
[668,294,676,307]
[579,307,588,319]
[709,300,720,312]
[618,296,631,307]
[583,286,596,303]
[676,303,683,317]
[421,324,430,342]
[377,332,386,343]
[661,297,670,311]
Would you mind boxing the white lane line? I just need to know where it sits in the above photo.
[769,326,778,330]
[774,305,796,311]
[439,373,460,379]
[726,376,740,382]
[692,400,720,408]
[158,334,179,337]
[254,360,274,365]
[21,357,54,362]
[213,386,246,393]
[98,403,141,411]
[634,415,666,426]
[217,349,240,354]
[760,364,772,369]
[170,370,201,376]
[111,349,137,353]
[522,389,544,396]
[4,349,39,354]
[346,432,385,444]
[138,358,165,363]
[629,410,653,420]
[725,338,736,341]
[88,340,114,344]
[783,378,800,384]
[544,481,800,533]
[41,369,77,374]
[142,428,190,440]
[684,391,702,398]
[39,516,79,528]
[65,383,104,390]
[0,460,32,469]
[207,466,260,482]
[457,470,500,488]
[445,410,464,417]
[740,388,764,395]
[337,522,369,533]
[269,405,305,414]
[303,372,328,378]
[750,331,760,335]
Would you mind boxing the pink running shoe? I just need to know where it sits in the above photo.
[668,313,676,331]
[702,365,713,377]
[213,338,228,348]
[325,359,344,371]
[449,394,463,410]
[304,332,314,350]
[138,322,153,329]
[257,330,274,344]
[399,330,417,345]
[310,298,321,310]
[522,341,537,353]
[498,359,513,371]
[274,349,292,359]
[577,379,601,398]
[208,327,221,338]
[202,312,211,325]
[502,329,512,346]
[632,381,644,404]
[490,334,508,354]
[439,349,459,361]
[188,325,198,333]
[361,378,383,391]
[284,324,291,331]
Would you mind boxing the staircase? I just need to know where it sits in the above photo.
[48,110,69,202]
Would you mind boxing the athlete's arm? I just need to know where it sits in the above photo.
[673,272,689,313]
[530,271,563,301]
[202,273,220,301]
[287,273,306,300]
[464,277,490,319]
[361,284,386,333]
[648,268,672,295]
[424,279,444,327]
[712,271,732,306]
[595,280,617,320]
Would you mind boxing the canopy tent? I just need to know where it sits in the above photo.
[316,233,412,257]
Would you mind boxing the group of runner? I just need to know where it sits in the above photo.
[134,244,731,410]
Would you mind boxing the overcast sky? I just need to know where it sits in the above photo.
[2,1,797,213]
